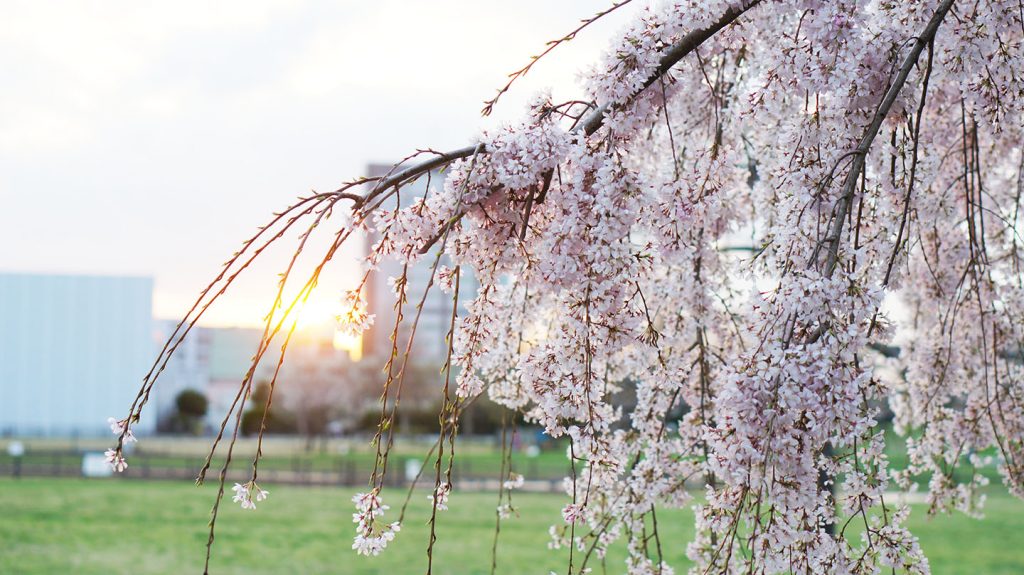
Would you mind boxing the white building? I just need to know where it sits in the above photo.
[152,322,275,431]
[0,273,154,436]
[152,319,212,427]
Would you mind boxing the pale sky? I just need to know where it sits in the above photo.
[0,0,643,327]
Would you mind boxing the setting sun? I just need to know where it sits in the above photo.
[286,295,363,360]
[292,297,336,329]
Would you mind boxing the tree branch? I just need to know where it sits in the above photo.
[821,0,955,278]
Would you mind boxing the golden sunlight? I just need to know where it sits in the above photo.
[288,295,363,360]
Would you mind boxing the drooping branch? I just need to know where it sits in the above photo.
[820,0,955,278]
[577,0,762,136]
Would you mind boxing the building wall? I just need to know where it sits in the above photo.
[205,326,274,430]
[153,319,211,427]
[0,273,154,436]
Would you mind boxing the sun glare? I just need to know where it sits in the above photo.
[333,331,362,361]
[286,295,363,360]
[293,297,336,329]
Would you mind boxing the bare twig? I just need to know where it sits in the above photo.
[481,0,635,116]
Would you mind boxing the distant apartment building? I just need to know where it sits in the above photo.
[0,273,154,436]
[362,164,479,366]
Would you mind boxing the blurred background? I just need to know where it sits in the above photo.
[0,0,627,451]
[0,1,1022,573]
[0,2,649,573]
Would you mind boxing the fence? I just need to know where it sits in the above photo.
[0,448,569,492]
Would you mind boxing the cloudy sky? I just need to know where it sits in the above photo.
[0,0,642,326]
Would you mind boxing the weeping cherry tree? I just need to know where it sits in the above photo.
[106,0,1024,573]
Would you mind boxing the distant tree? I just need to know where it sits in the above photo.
[284,367,343,450]
[278,346,374,449]
[175,389,208,420]
[241,381,295,436]
[160,389,209,435]
[391,363,442,435]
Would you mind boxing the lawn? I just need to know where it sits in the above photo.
[1,478,1022,574]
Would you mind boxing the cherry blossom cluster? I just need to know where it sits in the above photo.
[428,482,451,511]
[103,448,128,473]
[382,0,1021,571]
[103,417,134,473]
[338,288,375,337]
[232,481,269,510]
[351,491,401,557]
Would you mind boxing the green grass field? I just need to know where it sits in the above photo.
[1,478,1022,574]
